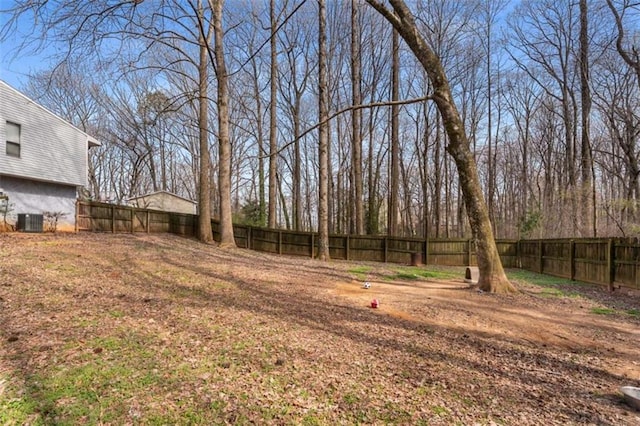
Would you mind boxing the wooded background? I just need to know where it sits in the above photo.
[3,0,640,242]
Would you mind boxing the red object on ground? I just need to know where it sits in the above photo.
[371,299,379,308]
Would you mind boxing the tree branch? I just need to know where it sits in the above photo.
[263,95,433,159]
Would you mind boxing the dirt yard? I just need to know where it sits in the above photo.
[1,233,639,425]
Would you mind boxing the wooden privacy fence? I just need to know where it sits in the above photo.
[76,201,196,235]
[518,239,639,290]
[76,201,640,290]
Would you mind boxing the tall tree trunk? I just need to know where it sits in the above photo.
[579,0,595,237]
[562,86,578,235]
[276,171,291,229]
[367,111,378,234]
[400,150,414,235]
[327,118,335,234]
[434,114,442,238]
[486,10,495,229]
[522,110,530,226]
[213,0,235,247]
[366,0,515,293]
[418,102,431,239]
[317,0,330,260]
[293,99,302,231]
[444,155,450,238]
[197,1,213,243]
[388,29,401,236]
[268,0,278,229]
[351,0,364,235]
[249,45,266,227]
[160,139,167,191]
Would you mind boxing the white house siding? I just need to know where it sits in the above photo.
[2,175,77,231]
[0,81,92,187]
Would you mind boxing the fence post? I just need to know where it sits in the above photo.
[384,237,388,263]
[538,240,543,274]
[310,233,315,258]
[346,235,350,261]
[130,207,135,233]
[468,239,473,266]
[607,238,615,292]
[91,203,95,232]
[569,240,575,281]
[247,226,252,250]
[111,204,116,233]
[424,238,428,265]
[278,230,282,255]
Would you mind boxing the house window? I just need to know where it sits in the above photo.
[6,121,21,157]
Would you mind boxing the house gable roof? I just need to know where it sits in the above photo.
[0,80,101,147]
[128,190,197,205]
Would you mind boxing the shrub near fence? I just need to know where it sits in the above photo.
[76,201,640,291]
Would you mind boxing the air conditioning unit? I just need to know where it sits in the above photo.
[17,213,44,233]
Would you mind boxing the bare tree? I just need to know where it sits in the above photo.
[276,4,315,232]
[606,0,640,89]
[210,0,235,247]
[24,62,106,199]
[268,0,279,229]
[579,0,595,236]
[1,0,224,242]
[229,5,269,228]
[507,0,580,235]
[196,0,214,243]
[478,0,509,230]
[388,29,401,236]
[592,49,640,231]
[366,0,515,293]
[503,71,542,236]
[317,0,330,260]
[351,0,365,235]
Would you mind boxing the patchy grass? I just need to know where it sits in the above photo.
[348,265,372,281]
[0,233,638,425]
[17,332,167,424]
[431,405,449,416]
[591,307,617,315]
[350,264,460,283]
[591,307,640,317]
[507,269,580,288]
[507,269,585,298]
[538,287,566,298]
[386,266,460,281]
[626,308,640,317]
[0,390,36,426]
[507,269,640,316]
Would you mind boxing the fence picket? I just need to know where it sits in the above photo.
[75,201,639,291]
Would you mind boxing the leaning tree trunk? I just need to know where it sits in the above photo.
[366,0,515,293]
